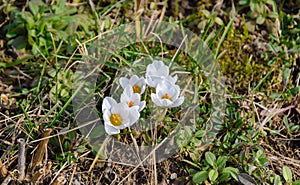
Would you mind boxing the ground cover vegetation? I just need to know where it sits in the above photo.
[0,0,299,184]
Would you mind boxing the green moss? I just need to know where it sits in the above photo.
[218,26,272,92]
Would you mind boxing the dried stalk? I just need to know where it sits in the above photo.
[17,138,26,181]
[0,160,8,178]
[32,168,45,183]
[52,175,66,185]
[29,128,52,172]
[0,175,11,185]
[32,162,52,184]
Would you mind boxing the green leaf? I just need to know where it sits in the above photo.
[290,125,299,132]
[201,9,211,17]
[256,15,265,25]
[283,116,290,133]
[258,157,268,166]
[282,166,293,182]
[8,36,27,50]
[268,12,278,18]
[209,169,218,182]
[288,87,300,96]
[260,2,267,15]
[215,17,224,25]
[192,171,208,183]
[195,130,206,138]
[222,167,239,181]
[282,68,291,87]
[29,1,39,16]
[66,21,78,36]
[239,0,249,5]
[216,156,227,170]
[60,88,69,98]
[205,152,216,167]
[0,55,32,68]
[269,93,282,99]
[21,12,35,29]
[237,173,257,185]
[90,125,106,139]
[219,172,230,182]
[32,43,39,56]
[293,180,300,185]
[250,1,258,11]
[274,175,282,185]
[6,30,19,38]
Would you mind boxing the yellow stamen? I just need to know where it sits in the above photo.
[162,93,173,101]
[133,85,141,93]
[110,114,123,126]
[128,101,135,107]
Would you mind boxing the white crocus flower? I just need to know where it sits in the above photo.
[145,60,177,88]
[102,97,139,135]
[151,80,184,108]
[121,85,146,112]
[119,75,146,94]
[102,97,117,113]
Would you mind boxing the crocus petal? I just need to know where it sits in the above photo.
[131,93,141,104]
[151,93,163,107]
[111,102,129,124]
[119,77,130,89]
[171,97,184,107]
[111,102,128,115]
[155,68,169,77]
[128,107,140,126]
[103,110,111,123]
[146,60,169,77]
[160,75,177,86]
[102,97,117,113]
[111,103,130,128]
[120,76,146,94]
[104,124,120,135]
[120,85,133,103]
[121,86,142,110]
[145,76,158,87]
[170,84,181,99]
[130,75,139,84]
[160,98,173,107]
[169,75,178,84]
[157,80,181,99]
[135,77,146,94]
[124,84,134,95]
[138,101,146,112]
[156,81,168,98]
[167,86,178,99]
[146,61,168,82]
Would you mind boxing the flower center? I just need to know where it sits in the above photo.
[109,114,123,126]
[133,85,141,93]
[128,101,135,107]
[162,93,173,101]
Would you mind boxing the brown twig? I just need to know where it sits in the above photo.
[68,164,76,185]
[17,138,26,181]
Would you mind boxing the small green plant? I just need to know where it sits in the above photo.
[5,0,94,57]
[191,151,239,184]
[48,67,83,103]
[238,0,278,25]
[198,9,224,31]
